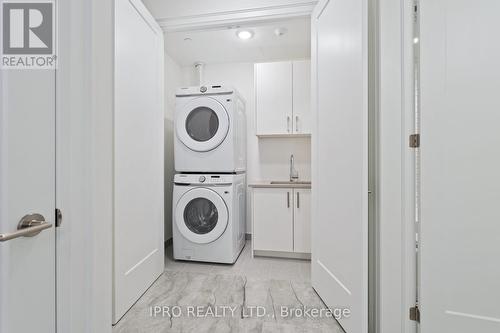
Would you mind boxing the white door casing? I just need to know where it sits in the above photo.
[114,0,164,324]
[311,0,368,332]
[419,1,500,332]
[0,71,56,332]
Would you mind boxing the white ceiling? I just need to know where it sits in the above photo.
[164,17,311,67]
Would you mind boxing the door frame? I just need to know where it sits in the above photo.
[310,0,416,332]
[377,0,417,332]
[56,0,114,332]
[53,0,416,332]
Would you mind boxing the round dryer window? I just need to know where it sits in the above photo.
[176,97,229,152]
[175,188,229,244]
[185,107,219,142]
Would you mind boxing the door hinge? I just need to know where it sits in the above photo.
[55,208,62,227]
[409,134,420,148]
[409,305,421,322]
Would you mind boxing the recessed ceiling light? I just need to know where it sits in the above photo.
[236,30,254,40]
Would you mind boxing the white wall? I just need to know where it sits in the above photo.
[164,53,183,241]
[181,62,311,233]
[143,0,317,19]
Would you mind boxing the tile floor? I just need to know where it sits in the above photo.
[113,241,344,333]
[164,241,311,282]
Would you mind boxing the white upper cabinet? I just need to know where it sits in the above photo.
[292,60,311,135]
[255,61,293,135]
[255,60,311,136]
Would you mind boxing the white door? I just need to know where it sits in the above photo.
[176,97,230,152]
[114,0,164,323]
[252,188,293,252]
[292,60,311,135]
[311,0,368,332]
[255,61,293,135]
[419,1,500,332]
[293,189,311,253]
[0,72,56,330]
[175,188,229,244]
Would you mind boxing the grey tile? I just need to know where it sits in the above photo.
[114,242,341,333]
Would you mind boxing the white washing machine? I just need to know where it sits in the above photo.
[174,85,246,173]
[173,173,246,263]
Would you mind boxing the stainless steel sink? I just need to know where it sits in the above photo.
[270,181,311,185]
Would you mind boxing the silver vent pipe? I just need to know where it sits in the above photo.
[194,62,205,86]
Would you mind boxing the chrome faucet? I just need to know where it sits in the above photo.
[290,154,299,182]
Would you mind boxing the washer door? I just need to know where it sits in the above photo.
[176,97,230,152]
[175,188,229,244]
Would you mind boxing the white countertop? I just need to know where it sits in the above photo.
[248,181,312,189]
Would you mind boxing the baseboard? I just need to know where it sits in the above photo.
[253,249,311,260]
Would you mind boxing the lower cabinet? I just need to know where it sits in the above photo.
[293,188,311,253]
[252,187,311,255]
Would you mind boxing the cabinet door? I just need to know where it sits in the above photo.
[293,189,311,253]
[292,60,311,135]
[255,62,293,135]
[252,188,293,252]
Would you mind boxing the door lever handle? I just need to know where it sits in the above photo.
[0,214,52,242]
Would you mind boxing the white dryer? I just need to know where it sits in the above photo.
[172,173,246,263]
[174,85,246,173]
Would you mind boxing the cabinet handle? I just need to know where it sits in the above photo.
[297,191,300,208]
[287,191,290,208]
[287,116,291,132]
[295,116,299,132]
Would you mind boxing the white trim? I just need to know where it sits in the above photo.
[157,2,318,32]
[127,0,164,36]
[313,0,329,19]
[56,0,114,332]
[378,0,416,333]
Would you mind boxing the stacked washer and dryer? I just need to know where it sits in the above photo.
[173,85,247,264]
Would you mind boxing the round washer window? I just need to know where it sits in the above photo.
[183,197,219,234]
[185,107,219,142]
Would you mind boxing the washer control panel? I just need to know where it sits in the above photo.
[174,174,235,185]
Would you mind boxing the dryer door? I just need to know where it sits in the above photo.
[176,97,230,152]
[175,188,229,244]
